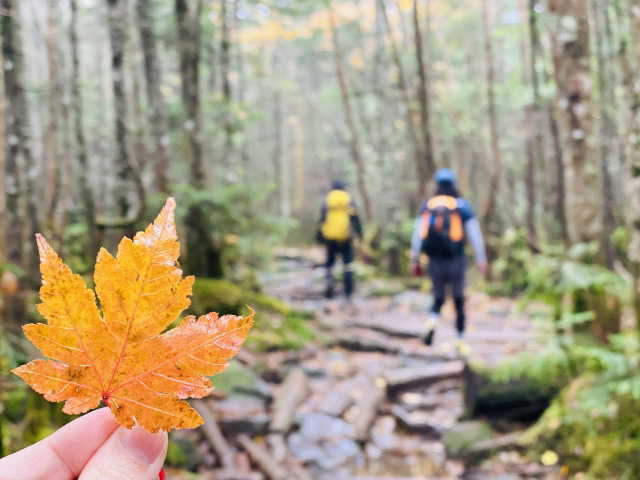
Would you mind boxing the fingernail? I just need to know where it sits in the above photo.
[120,426,165,465]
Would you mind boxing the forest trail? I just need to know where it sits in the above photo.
[231,248,560,480]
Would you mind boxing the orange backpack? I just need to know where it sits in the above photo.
[420,195,464,258]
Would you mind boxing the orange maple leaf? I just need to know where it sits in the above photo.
[13,197,254,432]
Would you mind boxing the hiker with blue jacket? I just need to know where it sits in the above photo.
[409,169,487,353]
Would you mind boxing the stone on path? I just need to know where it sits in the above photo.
[385,361,465,393]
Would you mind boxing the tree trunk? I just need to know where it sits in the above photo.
[626,0,640,325]
[328,7,372,222]
[137,0,171,194]
[378,0,427,198]
[293,110,305,213]
[0,36,5,261]
[106,0,146,230]
[176,0,204,189]
[45,0,62,242]
[2,0,40,280]
[549,103,569,247]
[70,0,98,258]
[176,0,220,277]
[413,0,437,184]
[526,0,545,250]
[550,0,601,244]
[221,0,233,170]
[480,0,501,238]
[593,0,617,269]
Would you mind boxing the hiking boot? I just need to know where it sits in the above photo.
[423,328,436,346]
[455,338,470,357]
[422,314,439,346]
[324,285,334,299]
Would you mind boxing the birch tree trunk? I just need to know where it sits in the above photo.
[137,0,171,194]
[625,0,640,324]
[328,7,372,222]
[551,0,601,244]
[106,0,145,228]
[2,0,40,280]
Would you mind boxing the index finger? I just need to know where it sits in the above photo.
[0,407,118,480]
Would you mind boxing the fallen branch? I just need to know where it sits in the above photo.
[269,368,309,433]
[192,399,235,470]
[237,434,289,480]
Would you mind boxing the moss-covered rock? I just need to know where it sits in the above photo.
[444,421,493,458]
[189,279,245,317]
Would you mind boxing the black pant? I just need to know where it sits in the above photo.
[429,255,466,333]
[325,240,354,297]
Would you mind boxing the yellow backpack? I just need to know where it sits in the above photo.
[321,190,353,242]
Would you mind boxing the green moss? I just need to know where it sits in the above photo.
[246,312,315,352]
[165,441,187,469]
[188,278,244,316]
[4,386,27,422]
[246,292,291,316]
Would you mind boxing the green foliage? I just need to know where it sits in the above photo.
[247,311,316,352]
[489,228,532,296]
[188,278,312,352]
[522,333,640,478]
[169,184,295,279]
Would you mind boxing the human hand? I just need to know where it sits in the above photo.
[0,408,168,480]
[410,260,423,277]
[477,261,488,277]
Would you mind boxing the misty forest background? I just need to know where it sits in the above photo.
[2,0,640,477]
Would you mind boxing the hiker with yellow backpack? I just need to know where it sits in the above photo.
[318,180,363,301]
[409,169,487,354]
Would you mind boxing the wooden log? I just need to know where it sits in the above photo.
[237,434,289,480]
[336,332,401,354]
[385,361,465,393]
[318,375,367,417]
[350,382,384,442]
[269,368,309,433]
[347,319,421,339]
[192,399,235,470]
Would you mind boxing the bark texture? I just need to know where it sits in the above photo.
[2,0,40,279]
[106,0,145,225]
[480,0,501,236]
[137,0,171,193]
[176,0,204,188]
[551,0,601,244]
[70,0,98,257]
[626,0,640,324]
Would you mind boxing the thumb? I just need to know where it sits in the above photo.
[79,425,167,480]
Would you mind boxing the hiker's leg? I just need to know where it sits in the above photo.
[429,259,446,314]
[325,241,338,298]
[342,241,354,298]
[451,255,467,336]
[424,259,446,345]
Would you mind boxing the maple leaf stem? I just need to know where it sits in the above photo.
[160,467,166,480]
